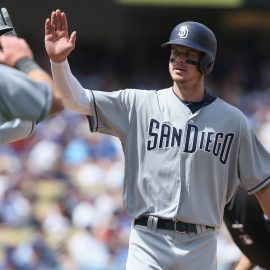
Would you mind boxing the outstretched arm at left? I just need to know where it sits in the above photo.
[0,35,63,115]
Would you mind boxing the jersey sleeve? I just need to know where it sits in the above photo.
[87,89,138,139]
[238,117,270,194]
[51,60,93,115]
[0,65,52,123]
[0,119,35,144]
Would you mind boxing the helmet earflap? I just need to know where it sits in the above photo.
[199,53,215,76]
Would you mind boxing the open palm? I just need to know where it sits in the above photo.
[44,9,76,63]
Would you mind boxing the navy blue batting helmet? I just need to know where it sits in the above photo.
[162,21,217,76]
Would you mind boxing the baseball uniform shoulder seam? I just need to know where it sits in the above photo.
[123,88,159,141]
[214,98,249,119]
[124,88,160,109]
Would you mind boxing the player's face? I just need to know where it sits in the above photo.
[169,45,202,83]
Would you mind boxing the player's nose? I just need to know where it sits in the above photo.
[170,56,186,65]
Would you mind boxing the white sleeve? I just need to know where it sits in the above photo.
[0,119,35,144]
[51,60,93,115]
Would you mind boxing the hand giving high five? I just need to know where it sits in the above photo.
[44,9,76,63]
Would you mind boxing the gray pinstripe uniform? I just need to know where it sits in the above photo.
[0,64,51,144]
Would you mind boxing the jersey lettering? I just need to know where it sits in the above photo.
[147,119,235,164]
[171,127,182,147]
[159,123,171,148]
[147,119,159,150]
[184,124,198,153]
[220,133,234,164]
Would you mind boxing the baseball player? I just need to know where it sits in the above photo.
[44,9,270,270]
[224,185,270,270]
[0,7,63,144]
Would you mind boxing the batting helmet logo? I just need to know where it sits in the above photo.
[178,26,189,39]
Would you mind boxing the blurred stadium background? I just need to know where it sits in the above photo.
[1,0,270,269]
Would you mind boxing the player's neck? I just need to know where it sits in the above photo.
[173,82,205,102]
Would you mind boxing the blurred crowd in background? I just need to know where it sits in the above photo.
[1,35,270,270]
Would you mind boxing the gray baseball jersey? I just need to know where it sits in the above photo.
[0,64,51,144]
[0,120,35,144]
[0,64,51,123]
[87,87,270,227]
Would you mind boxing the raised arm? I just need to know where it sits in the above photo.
[45,9,93,116]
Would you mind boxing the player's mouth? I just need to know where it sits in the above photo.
[173,66,187,73]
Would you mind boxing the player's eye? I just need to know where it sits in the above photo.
[187,52,195,58]
[188,51,201,60]
[172,50,189,57]
[171,51,180,57]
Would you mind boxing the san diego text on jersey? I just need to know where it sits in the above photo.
[146,118,235,165]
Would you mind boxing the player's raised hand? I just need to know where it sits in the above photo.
[45,9,76,63]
